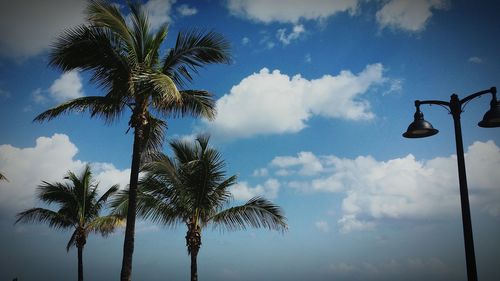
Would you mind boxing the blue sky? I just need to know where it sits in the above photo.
[1,0,500,280]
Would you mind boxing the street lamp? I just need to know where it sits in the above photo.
[403,86,500,281]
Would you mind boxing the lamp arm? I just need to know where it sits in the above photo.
[460,87,496,105]
[416,100,450,107]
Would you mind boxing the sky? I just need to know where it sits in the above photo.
[0,0,500,280]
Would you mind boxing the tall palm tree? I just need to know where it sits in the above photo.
[33,1,230,279]
[112,135,288,281]
[15,164,123,281]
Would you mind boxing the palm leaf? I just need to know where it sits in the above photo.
[15,208,74,229]
[49,25,129,92]
[86,0,133,48]
[110,187,182,226]
[162,29,231,86]
[36,181,77,207]
[154,90,216,120]
[210,197,288,232]
[33,96,125,124]
[94,184,120,212]
[66,229,78,251]
[87,215,125,236]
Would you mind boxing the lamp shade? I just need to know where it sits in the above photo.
[478,101,500,128]
[403,109,439,138]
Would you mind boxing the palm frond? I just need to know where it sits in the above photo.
[87,215,125,236]
[155,90,216,120]
[128,1,151,64]
[110,187,182,226]
[162,29,231,86]
[86,0,133,48]
[146,25,168,68]
[109,189,130,218]
[66,229,78,251]
[49,25,129,92]
[36,181,77,207]
[141,115,167,161]
[95,184,120,212]
[15,208,74,229]
[33,96,125,124]
[131,71,181,103]
[210,197,288,233]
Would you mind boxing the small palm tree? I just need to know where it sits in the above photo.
[34,1,230,279]
[0,172,7,181]
[112,135,287,281]
[15,164,123,281]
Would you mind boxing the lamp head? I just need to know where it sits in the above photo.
[403,104,439,138]
[478,88,500,128]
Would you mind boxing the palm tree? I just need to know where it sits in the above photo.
[0,172,7,182]
[33,1,230,279]
[112,135,288,281]
[15,164,123,281]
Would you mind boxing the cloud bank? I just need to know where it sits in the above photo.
[206,64,388,139]
[0,0,87,59]
[251,140,500,232]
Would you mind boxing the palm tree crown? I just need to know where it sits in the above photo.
[16,164,123,281]
[33,1,231,279]
[112,135,287,281]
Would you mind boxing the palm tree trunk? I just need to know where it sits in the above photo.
[77,245,84,281]
[186,223,202,281]
[120,120,145,281]
[191,251,198,281]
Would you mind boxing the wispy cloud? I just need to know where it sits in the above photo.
[468,56,483,64]
[276,24,305,45]
[177,4,198,17]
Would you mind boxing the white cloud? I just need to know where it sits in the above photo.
[207,64,387,139]
[252,168,269,177]
[468,56,483,64]
[49,70,84,102]
[231,178,280,201]
[0,134,130,219]
[0,0,86,59]
[177,4,198,17]
[315,220,330,233]
[336,141,500,232]
[254,141,500,232]
[271,152,323,176]
[241,36,250,45]
[277,24,305,45]
[226,0,359,23]
[92,162,131,191]
[376,0,449,32]
[31,88,48,104]
[144,0,176,30]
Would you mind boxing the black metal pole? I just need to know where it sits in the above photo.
[450,94,478,281]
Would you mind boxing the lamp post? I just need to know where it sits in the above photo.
[403,87,500,281]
